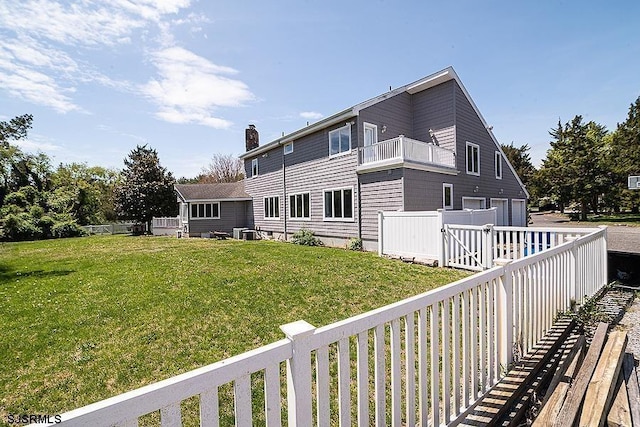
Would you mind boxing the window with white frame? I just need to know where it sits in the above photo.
[264,196,279,219]
[284,142,293,155]
[443,183,453,210]
[190,202,220,219]
[495,151,503,179]
[466,142,480,176]
[328,124,351,156]
[251,158,258,177]
[289,192,310,219]
[324,188,353,220]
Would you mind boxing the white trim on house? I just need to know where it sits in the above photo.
[495,151,503,180]
[466,142,480,176]
[322,186,355,222]
[443,183,454,210]
[462,196,486,209]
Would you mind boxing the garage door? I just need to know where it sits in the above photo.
[511,199,527,227]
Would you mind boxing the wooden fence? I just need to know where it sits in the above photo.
[36,227,608,427]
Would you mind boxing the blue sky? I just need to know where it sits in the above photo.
[1,1,639,178]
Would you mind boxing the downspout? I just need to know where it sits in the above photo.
[283,147,287,241]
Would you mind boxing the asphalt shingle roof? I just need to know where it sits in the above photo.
[175,182,250,201]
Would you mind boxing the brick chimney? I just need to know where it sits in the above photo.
[245,124,259,151]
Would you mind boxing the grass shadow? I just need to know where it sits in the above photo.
[0,268,75,283]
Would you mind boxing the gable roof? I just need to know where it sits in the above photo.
[240,66,529,198]
[175,182,251,202]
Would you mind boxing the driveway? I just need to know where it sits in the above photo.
[529,212,640,254]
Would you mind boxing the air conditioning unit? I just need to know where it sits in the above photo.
[233,228,248,239]
[628,176,640,190]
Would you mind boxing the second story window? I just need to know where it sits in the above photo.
[495,151,503,179]
[251,158,258,177]
[284,142,293,155]
[329,124,351,157]
[466,142,480,176]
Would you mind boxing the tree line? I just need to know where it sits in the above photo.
[0,114,244,241]
[502,96,640,220]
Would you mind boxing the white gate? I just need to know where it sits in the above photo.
[443,224,493,271]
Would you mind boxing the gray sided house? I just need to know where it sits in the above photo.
[240,67,529,250]
[175,182,253,237]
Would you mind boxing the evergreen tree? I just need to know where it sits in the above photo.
[538,116,610,219]
[114,145,177,231]
[610,97,640,212]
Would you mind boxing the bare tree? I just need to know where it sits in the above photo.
[198,153,244,183]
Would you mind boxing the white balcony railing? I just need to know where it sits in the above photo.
[358,135,456,170]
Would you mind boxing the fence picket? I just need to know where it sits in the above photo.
[316,345,330,427]
[356,331,369,427]
[160,403,182,427]
[199,388,219,427]
[337,338,351,427]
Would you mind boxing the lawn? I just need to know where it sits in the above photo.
[0,235,469,423]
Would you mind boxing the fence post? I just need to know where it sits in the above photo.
[599,226,608,287]
[280,320,316,426]
[442,224,449,268]
[378,211,384,256]
[496,261,514,371]
[437,210,445,267]
[483,224,494,269]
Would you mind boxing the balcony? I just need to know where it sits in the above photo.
[357,135,458,175]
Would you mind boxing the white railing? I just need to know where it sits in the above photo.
[442,224,598,270]
[152,217,181,229]
[493,226,596,261]
[359,135,456,169]
[39,227,608,427]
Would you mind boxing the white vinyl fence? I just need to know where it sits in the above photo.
[82,223,134,235]
[377,208,497,261]
[443,225,598,271]
[39,227,608,427]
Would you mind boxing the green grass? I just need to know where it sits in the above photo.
[0,235,468,422]
[563,212,640,226]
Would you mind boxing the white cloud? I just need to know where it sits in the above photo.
[0,0,192,112]
[15,137,62,152]
[140,47,254,129]
[300,111,324,120]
